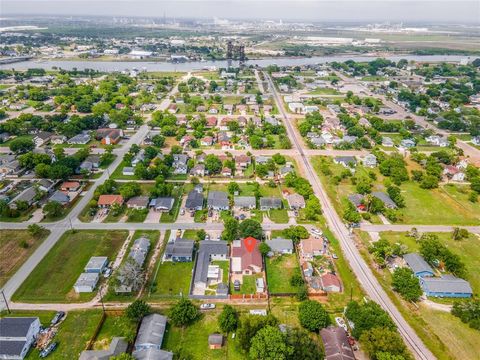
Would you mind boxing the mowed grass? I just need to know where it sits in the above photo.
[231,274,262,295]
[377,231,480,294]
[163,310,244,360]
[150,261,193,298]
[13,230,128,303]
[266,253,301,294]
[267,209,289,223]
[25,310,104,360]
[0,230,49,287]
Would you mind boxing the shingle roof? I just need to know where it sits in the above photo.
[165,238,195,259]
[134,314,168,349]
[403,253,434,276]
[185,190,204,209]
[0,340,26,357]
[421,276,473,295]
[234,196,256,208]
[207,191,229,208]
[259,197,282,209]
[194,240,228,284]
[268,238,293,253]
[372,191,397,209]
[0,317,38,337]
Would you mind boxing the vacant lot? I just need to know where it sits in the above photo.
[163,310,244,360]
[149,260,194,299]
[0,230,49,287]
[13,230,127,303]
[266,253,301,294]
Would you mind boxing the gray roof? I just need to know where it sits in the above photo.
[79,337,128,360]
[165,238,195,259]
[75,273,99,288]
[85,256,108,271]
[403,253,434,276]
[150,197,174,210]
[0,317,38,337]
[129,237,150,266]
[320,326,355,360]
[133,348,173,360]
[127,196,150,207]
[286,193,305,208]
[49,190,70,204]
[185,190,204,209]
[234,196,256,208]
[68,133,91,144]
[0,340,27,357]
[348,193,364,207]
[334,156,357,166]
[421,276,472,295]
[260,197,282,209]
[208,334,224,345]
[194,240,228,285]
[372,192,397,209]
[207,191,229,208]
[11,187,37,204]
[268,238,294,253]
[135,314,168,349]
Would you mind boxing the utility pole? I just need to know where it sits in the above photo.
[100,287,106,314]
[1,290,11,314]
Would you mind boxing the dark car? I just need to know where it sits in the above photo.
[233,280,241,291]
[40,342,58,358]
[50,311,65,326]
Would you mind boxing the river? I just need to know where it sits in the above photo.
[0,55,472,72]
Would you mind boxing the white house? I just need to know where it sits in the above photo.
[0,317,41,360]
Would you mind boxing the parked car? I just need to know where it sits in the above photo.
[103,268,112,277]
[50,312,65,326]
[332,253,338,259]
[40,342,58,358]
[234,280,241,291]
[335,317,348,332]
[180,208,185,216]
[200,303,216,310]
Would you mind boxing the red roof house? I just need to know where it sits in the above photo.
[231,237,263,275]
[97,194,124,208]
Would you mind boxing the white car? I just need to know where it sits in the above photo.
[200,303,216,310]
[310,228,322,235]
[335,317,348,332]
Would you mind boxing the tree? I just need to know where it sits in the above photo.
[239,219,263,239]
[259,242,271,257]
[9,137,34,154]
[218,305,239,333]
[228,181,240,195]
[272,153,286,165]
[283,225,309,244]
[125,300,151,321]
[27,224,46,238]
[237,314,279,352]
[290,273,304,287]
[420,174,439,189]
[452,227,470,241]
[359,327,409,360]
[345,301,396,339]
[304,197,322,220]
[204,154,222,174]
[249,326,294,360]
[116,258,144,292]
[391,268,422,302]
[119,182,141,200]
[196,229,206,241]
[169,298,199,327]
[286,328,325,360]
[43,201,64,219]
[222,216,239,241]
[298,300,330,332]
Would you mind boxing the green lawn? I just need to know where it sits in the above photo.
[231,274,262,295]
[103,206,127,223]
[266,253,301,294]
[110,160,139,180]
[149,261,193,298]
[163,310,244,360]
[212,260,229,283]
[92,314,135,351]
[308,88,341,95]
[267,209,289,223]
[160,185,184,223]
[0,230,49,287]
[13,230,128,303]
[126,208,149,222]
[194,209,208,223]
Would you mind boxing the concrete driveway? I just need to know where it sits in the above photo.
[144,209,161,223]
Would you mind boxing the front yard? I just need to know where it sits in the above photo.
[266,253,301,294]
[13,230,128,303]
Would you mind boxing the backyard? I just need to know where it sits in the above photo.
[13,230,128,303]
[265,253,301,294]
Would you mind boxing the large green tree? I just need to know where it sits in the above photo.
[249,325,293,360]
[168,298,199,327]
[218,305,239,333]
[298,300,330,332]
[359,327,409,360]
[391,268,422,302]
[239,219,263,239]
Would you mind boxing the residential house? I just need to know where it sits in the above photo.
[132,149,145,167]
[122,167,135,176]
[192,240,229,295]
[235,154,252,169]
[267,238,294,255]
[206,116,217,127]
[37,179,55,193]
[279,164,295,177]
[320,326,355,360]
[362,154,377,168]
[0,317,41,360]
[255,156,271,165]
[231,237,263,275]
[400,139,416,148]
[96,128,123,145]
[420,275,473,298]
[221,167,232,177]
[190,164,206,177]
[426,135,448,147]
[49,190,70,206]
[133,314,173,360]
[33,131,53,147]
[200,136,213,146]
[334,156,357,168]
[299,237,325,261]
[9,187,38,210]
[0,155,21,175]
[207,191,229,211]
[172,154,189,175]
[164,238,195,262]
[234,196,256,210]
[286,193,305,210]
[128,237,150,267]
[97,194,124,208]
[372,192,397,209]
[259,197,282,210]
[403,253,434,278]
[50,135,67,145]
[348,194,365,211]
[185,190,204,211]
[68,133,91,145]
[74,272,99,293]
[84,256,108,274]
[320,273,341,292]
[382,136,395,147]
[127,196,150,210]
[149,197,174,212]
[79,338,128,360]
[60,181,80,192]
[443,165,466,182]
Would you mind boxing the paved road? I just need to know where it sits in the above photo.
[265,71,435,360]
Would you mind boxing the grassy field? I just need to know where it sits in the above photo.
[91,314,135,351]
[266,253,301,294]
[126,208,149,222]
[356,231,480,360]
[149,260,193,299]
[311,156,480,226]
[2,309,104,360]
[230,274,263,295]
[13,230,128,303]
[163,310,244,360]
[308,88,341,95]
[0,230,49,287]
[266,209,289,223]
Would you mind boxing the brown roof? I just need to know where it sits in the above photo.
[232,237,262,271]
[235,154,251,163]
[98,194,124,206]
[61,181,80,190]
[301,237,324,254]
[320,326,355,360]
[126,196,149,207]
[320,273,341,290]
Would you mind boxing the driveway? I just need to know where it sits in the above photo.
[144,209,161,223]
[27,208,44,223]
[176,197,195,223]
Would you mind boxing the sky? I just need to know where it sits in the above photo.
[1,0,479,23]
